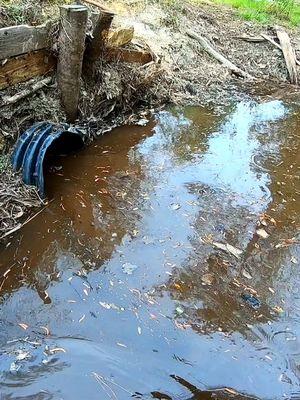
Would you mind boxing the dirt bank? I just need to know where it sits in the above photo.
[1,0,300,240]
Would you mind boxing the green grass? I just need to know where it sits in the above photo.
[155,0,300,26]
[212,0,300,26]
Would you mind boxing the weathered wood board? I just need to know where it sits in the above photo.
[0,24,51,60]
[275,25,298,84]
[0,50,56,90]
[0,46,152,91]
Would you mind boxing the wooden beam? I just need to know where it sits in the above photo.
[0,50,56,90]
[0,23,51,60]
[104,48,153,64]
[57,5,88,123]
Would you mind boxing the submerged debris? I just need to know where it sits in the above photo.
[241,293,261,310]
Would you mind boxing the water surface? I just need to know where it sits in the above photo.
[0,98,299,400]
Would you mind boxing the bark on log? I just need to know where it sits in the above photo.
[275,26,298,84]
[85,10,114,63]
[0,50,56,90]
[0,23,51,60]
[186,30,253,79]
[57,5,88,123]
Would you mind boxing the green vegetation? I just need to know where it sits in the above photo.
[213,0,300,26]
[0,0,70,26]
[156,0,300,26]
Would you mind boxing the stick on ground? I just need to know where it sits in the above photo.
[261,33,300,67]
[186,30,253,79]
[0,76,52,107]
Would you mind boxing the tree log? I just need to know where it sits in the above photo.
[186,30,253,79]
[57,5,88,122]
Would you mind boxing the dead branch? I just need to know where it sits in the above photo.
[261,33,300,67]
[236,34,265,43]
[0,76,52,107]
[186,30,254,79]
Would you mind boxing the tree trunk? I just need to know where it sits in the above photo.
[84,10,114,76]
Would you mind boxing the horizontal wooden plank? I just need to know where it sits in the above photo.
[0,23,51,60]
[0,50,56,90]
[0,47,152,90]
[104,48,153,64]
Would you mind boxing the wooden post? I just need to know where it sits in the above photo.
[57,5,88,123]
[84,10,114,74]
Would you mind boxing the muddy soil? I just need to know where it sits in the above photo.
[0,89,299,399]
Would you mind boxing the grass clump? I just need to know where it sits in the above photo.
[211,0,300,26]
[0,0,71,26]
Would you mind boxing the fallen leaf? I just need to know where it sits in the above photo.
[201,273,214,285]
[122,262,138,275]
[273,306,284,314]
[242,270,252,280]
[175,306,184,315]
[117,342,127,348]
[256,228,269,239]
[49,347,67,354]
[213,242,242,258]
[78,314,86,323]
[18,323,28,330]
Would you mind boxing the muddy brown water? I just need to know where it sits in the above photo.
[0,98,299,400]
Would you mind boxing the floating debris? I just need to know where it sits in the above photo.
[241,293,261,310]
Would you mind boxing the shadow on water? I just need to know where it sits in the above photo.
[0,95,299,400]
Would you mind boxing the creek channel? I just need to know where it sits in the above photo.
[0,97,299,399]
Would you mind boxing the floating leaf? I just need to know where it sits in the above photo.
[242,270,252,280]
[212,242,242,258]
[122,263,138,275]
[18,323,29,330]
[256,228,269,239]
[201,273,214,285]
